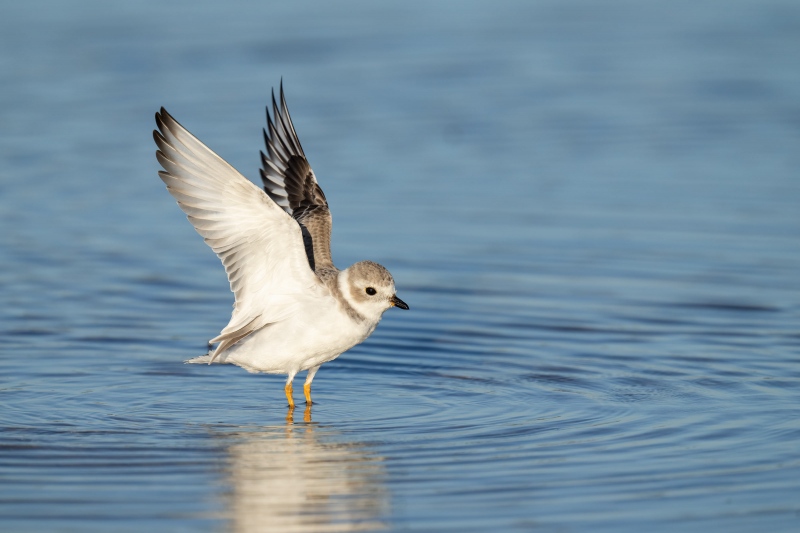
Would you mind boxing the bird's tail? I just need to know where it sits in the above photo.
[185,341,229,365]
[185,353,214,364]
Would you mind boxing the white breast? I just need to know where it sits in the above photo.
[219,296,377,374]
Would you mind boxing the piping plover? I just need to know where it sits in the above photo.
[154,84,408,407]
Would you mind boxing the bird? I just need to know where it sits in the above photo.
[154,84,408,408]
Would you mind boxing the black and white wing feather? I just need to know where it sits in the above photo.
[260,84,334,273]
[154,108,326,361]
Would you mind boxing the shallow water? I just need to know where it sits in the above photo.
[2,0,800,531]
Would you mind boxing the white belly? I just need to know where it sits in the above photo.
[218,305,377,375]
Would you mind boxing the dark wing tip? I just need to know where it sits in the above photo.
[155,108,169,134]
[156,106,169,123]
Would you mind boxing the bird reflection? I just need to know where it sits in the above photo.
[221,407,389,532]
[285,405,312,424]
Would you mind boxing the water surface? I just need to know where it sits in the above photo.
[1,1,799,531]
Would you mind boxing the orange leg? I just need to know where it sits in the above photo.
[285,382,294,408]
[304,366,319,405]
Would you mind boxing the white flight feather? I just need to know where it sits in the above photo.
[155,110,326,362]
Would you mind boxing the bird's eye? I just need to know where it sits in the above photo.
[365,287,377,295]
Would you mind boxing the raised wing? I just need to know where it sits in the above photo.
[154,108,325,360]
[260,84,334,273]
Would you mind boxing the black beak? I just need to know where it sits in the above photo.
[391,295,409,310]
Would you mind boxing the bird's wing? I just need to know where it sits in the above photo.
[260,83,334,273]
[155,108,326,360]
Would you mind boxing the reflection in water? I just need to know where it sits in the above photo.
[221,409,389,532]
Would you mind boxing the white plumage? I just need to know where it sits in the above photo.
[154,85,408,407]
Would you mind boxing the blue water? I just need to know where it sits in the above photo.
[2,1,799,531]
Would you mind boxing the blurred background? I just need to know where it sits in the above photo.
[1,1,799,531]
